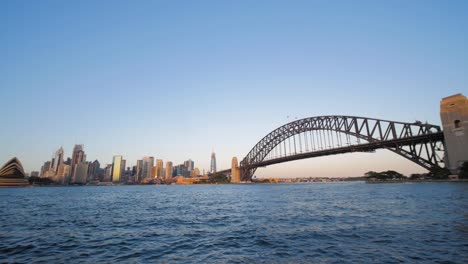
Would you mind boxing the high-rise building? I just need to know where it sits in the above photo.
[142,157,154,179]
[56,164,71,184]
[440,94,468,173]
[155,159,164,179]
[51,147,64,173]
[71,144,85,180]
[74,162,88,184]
[112,155,123,183]
[165,161,173,180]
[104,164,113,182]
[87,160,100,182]
[40,161,51,177]
[210,152,217,173]
[184,159,194,172]
[136,159,143,182]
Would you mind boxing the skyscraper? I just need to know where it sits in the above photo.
[165,161,173,180]
[74,162,88,184]
[142,156,154,179]
[71,144,85,180]
[51,147,64,173]
[155,159,164,179]
[136,159,143,182]
[112,155,123,183]
[210,152,217,173]
[87,160,100,182]
[184,159,194,172]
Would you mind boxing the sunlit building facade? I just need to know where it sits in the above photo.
[165,161,173,180]
[112,155,123,183]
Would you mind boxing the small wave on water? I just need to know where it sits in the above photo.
[1,182,467,263]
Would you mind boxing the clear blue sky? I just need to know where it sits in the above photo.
[1,0,467,177]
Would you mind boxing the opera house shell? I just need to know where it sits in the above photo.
[0,157,29,187]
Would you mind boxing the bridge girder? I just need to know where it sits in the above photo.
[239,115,445,181]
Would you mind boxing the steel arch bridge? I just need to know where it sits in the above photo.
[238,115,446,181]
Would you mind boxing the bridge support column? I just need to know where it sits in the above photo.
[240,167,254,182]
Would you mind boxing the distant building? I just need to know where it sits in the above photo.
[51,147,64,174]
[165,161,173,180]
[142,156,154,179]
[40,161,51,177]
[103,164,113,182]
[71,144,85,180]
[136,159,143,182]
[74,163,88,184]
[30,171,40,177]
[87,160,100,182]
[441,94,468,173]
[191,168,200,177]
[56,164,71,184]
[112,155,124,183]
[155,159,164,179]
[210,152,217,173]
[184,159,194,172]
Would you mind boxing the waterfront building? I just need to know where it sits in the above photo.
[0,157,29,187]
[112,155,123,183]
[155,159,164,179]
[87,160,100,182]
[40,161,51,177]
[210,152,217,173]
[191,168,200,177]
[50,147,64,174]
[73,162,88,184]
[142,157,154,179]
[71,144,85,180]
[184,159,194,172]
[441,93,468,173]
[231,157,240,183]
[103,164,113,182]
[30,171,40,177]
[136,159,143,182]
[165,161,173,180]
[56,164,71,184]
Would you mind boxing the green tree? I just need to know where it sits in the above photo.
[209,173,230,184]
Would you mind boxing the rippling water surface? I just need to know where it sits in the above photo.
[1,182,467,263]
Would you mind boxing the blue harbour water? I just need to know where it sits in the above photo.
[1,182,467,263]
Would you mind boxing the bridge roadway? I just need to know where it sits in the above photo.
[216,131,444,175]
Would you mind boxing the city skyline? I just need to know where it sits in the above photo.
[1,1,468,177]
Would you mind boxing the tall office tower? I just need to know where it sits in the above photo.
[103,164,113,182]
[184,159,194,172]
[440,94,468,173]
[136,159,143,182]
[40,161,51,177]
[111,155,123,183]
[142,156,154,179]
[155,159,164,179]
[210,152,217,173]
[74,162,88,184]
[51,147,64,173]
[71,144,85,179]
[165,161,173,180]
[87,160,100,182]
[56,164,71,184]
[120,160,126,182]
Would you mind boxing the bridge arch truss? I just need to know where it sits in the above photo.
[240,116,445,181]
